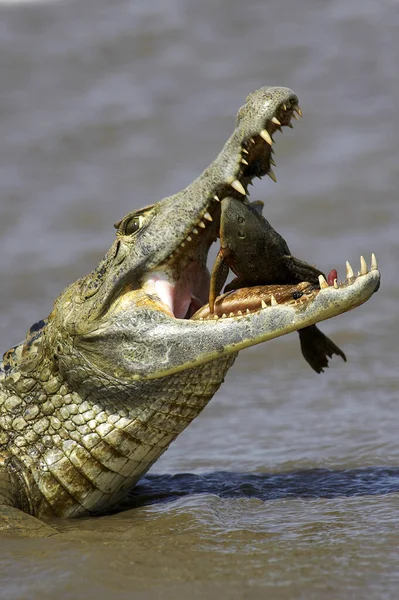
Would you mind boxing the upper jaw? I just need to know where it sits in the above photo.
[139,91,302,319]
[150,88,302,263]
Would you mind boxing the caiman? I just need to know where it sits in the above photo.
[0,86,380,536]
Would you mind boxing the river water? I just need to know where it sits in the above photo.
[0,0,398,598]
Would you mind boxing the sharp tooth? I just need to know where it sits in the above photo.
[346,261,354,279]
[242,148,249,154]
[246,308,251,314]
[213,195,221,202]
[237,310,243,315]
[259,129,273,145]
[287,122,294,129]
[293,113,300,120]
[204,212,213,222]
[231,179,246,196]
[250,138,256,144]
[371,253,378,270]
[333,279,339,289]
[241,158,249,165]
[271,117,281,126]
[181,242,185,248]
[318,274,329,289]
[229,312,235,317]
[360,255,367,275]
[295,106,303,117]
[213,314,219,320]
[270,295,278,306]
[222,313,227,318]
[187,235,192,242]
[267,169,277,183]
[261,299,267,309]
[193,228,199,234]
[199,221,206,228]
[283,104,287,111]
[270,157,276,166]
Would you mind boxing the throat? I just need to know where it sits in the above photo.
[142,261,210,319]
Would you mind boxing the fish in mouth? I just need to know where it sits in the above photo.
[192,196,347,373]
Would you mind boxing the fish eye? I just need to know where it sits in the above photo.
[292,291,303,300]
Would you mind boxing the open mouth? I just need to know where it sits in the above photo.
[140,96,378,322]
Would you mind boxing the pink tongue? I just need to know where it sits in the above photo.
[327,269,338,286]
[154,278,192,319]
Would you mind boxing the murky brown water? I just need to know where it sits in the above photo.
[0,0,398,598]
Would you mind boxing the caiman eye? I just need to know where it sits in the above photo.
[125,215,143,235]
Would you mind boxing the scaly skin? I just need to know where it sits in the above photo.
[0,86,380,535]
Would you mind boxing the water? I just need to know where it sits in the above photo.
[0,0,398,598]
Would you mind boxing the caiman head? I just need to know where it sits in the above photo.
[38,86,379,385]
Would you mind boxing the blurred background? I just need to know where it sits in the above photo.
[0,1,398,599]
